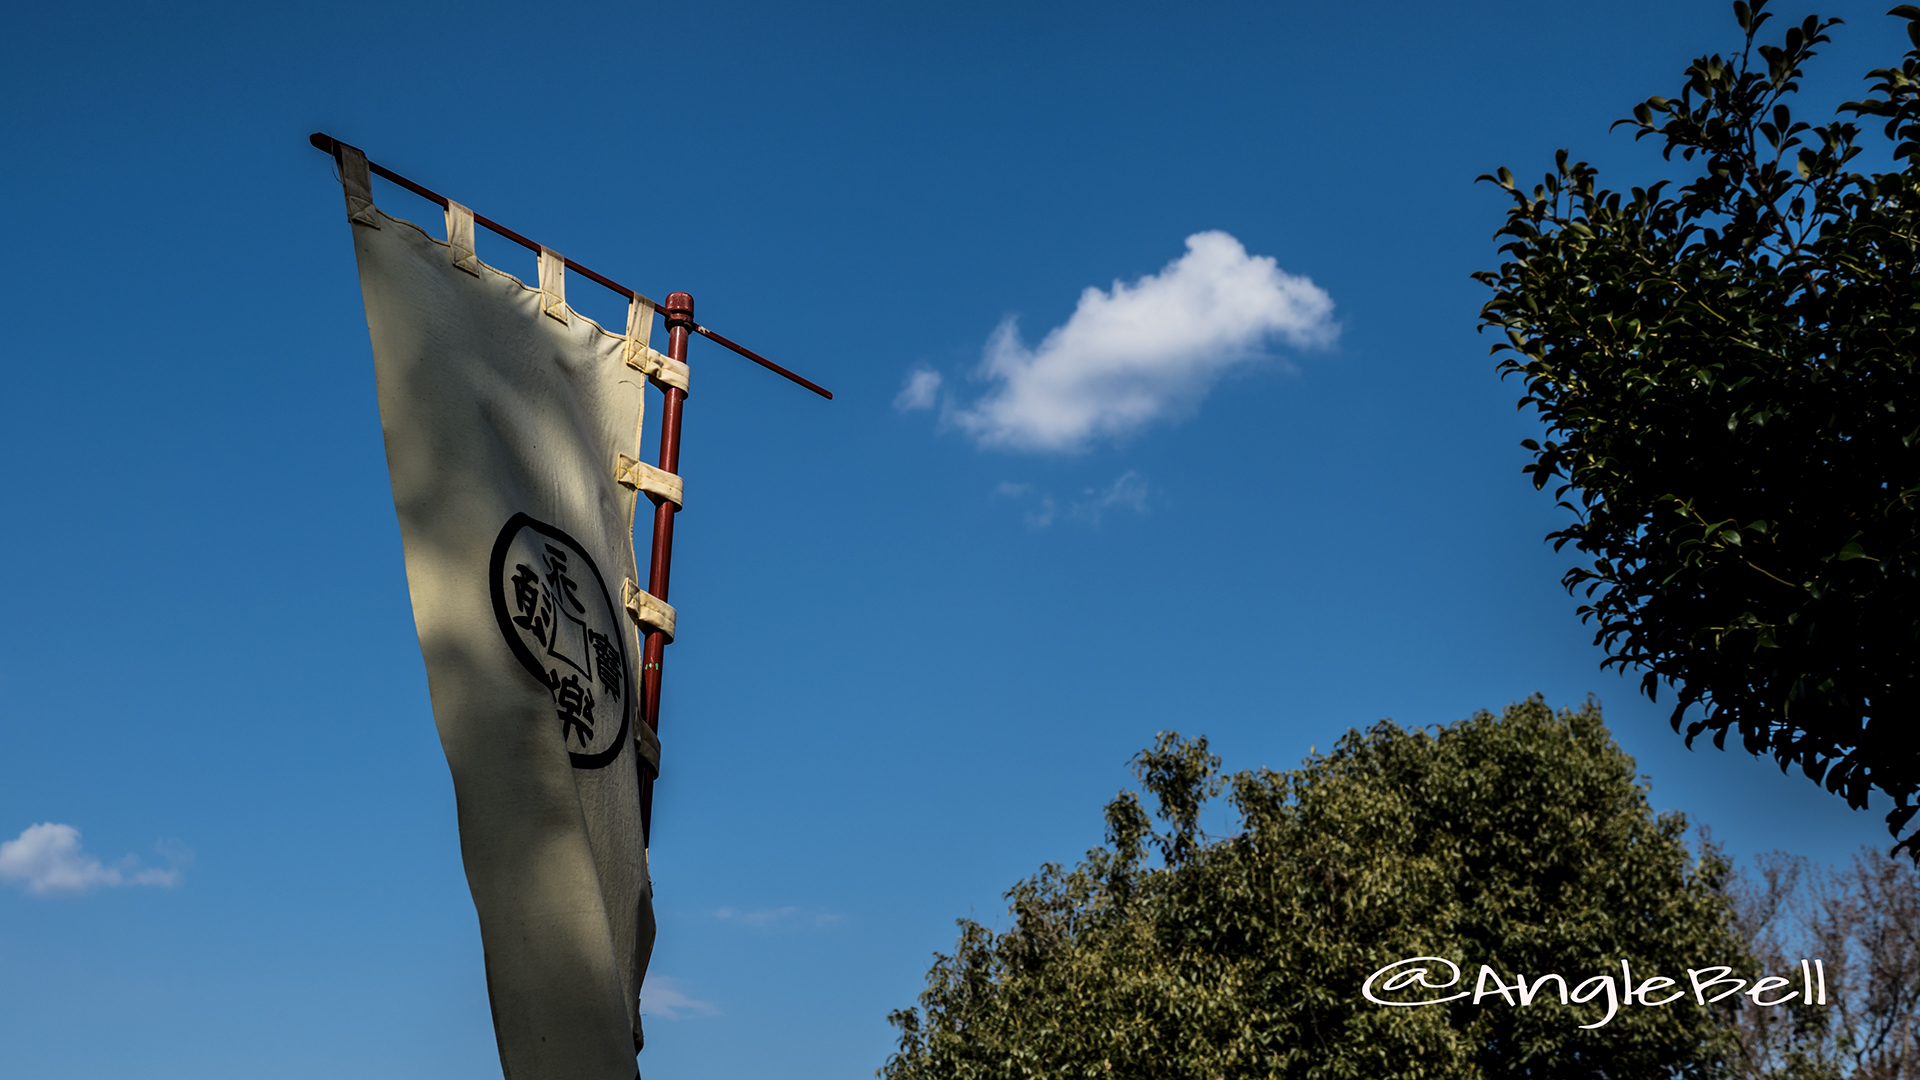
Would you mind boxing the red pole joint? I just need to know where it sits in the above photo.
[662,292,695,338]
[638,291,693,846]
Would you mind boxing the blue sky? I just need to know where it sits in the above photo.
[2,1,1910,1077]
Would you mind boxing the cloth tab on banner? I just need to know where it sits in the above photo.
[622,300,688,393]
[624,294,655,352]
[336,143,379,228]
[623,579,676,641]
[634,721,660,777]
[539,247,569,325]
[624,344,689,394]
[444,201,480,276]
[616,454,683,508]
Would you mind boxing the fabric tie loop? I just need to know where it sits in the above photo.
[336,142,379,228]
[539,247,570,325]
[623,344,690,394]
[622,579,676,641]
[623,295,687,391]
[616,454,684,508]
[444,201,480,276]
[624,295,655,353]
[634,722,661,777]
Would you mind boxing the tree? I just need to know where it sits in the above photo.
[1473,2,1920,852]
[1728,846,1920,1078]
[880,698,1748,1079]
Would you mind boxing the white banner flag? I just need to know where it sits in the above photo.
[335,144,659,1079]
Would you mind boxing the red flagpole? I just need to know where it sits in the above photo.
[638,291,693,845]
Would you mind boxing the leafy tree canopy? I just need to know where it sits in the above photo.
[881,699,1746,1080]
[1473,2,1920,849]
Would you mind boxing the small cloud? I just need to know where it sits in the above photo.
[1083,470,1149,519]
[714,905,843,929]
[640,974,721,1020]
[1026,497,1058,529]
[894,368,943,411]
[0,823,187,897]
[715,905,796,926]
[993,470,1150,529]
[953,231,1337,451]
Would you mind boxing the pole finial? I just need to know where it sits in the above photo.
[663,292,695,329]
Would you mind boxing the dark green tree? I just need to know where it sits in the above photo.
[1473,2,1920,851]
[880,698,1748,1079]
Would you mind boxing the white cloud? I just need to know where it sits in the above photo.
[953,231,1336,451]
[894,368,943,411]
[994,470,1152,529]
[714,905,844,929]
[0,823,184,897]
[640,974,721,1020]
[1087,470,1149,518]
[715,904,796,926]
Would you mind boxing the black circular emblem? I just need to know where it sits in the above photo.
[489,513,632,770]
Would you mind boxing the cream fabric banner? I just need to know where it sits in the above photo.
[338,151,654,1080]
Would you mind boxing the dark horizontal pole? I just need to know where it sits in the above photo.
[691,323,833,400]
[310,132,831,401]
